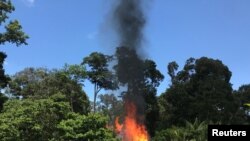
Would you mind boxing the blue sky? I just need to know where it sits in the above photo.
[2,0,250,100]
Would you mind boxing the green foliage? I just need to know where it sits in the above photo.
[1,20,29,46]
[160,57,238,127]
[0,0,28,112]
[3,1,248,140]
[0,95,71,140]
[62,64,87,84]
[0,0,29,46]
[234,84,250,123]
[142,59,164,137]
[0,0,15,25]
[97,94,123,125]
[152,119,207,141]
[83,52,115,90]
[0,52,9,89]
[57,113,118,141]
[0,95,118,141]
[167,61,179,84]
[237,84,250,106]
[9,67,90,114]
[0,53,9,111]
[143,59,164,88]
[0,92,7,111]
[82,52,118,112]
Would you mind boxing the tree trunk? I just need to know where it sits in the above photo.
[93,83,97,113]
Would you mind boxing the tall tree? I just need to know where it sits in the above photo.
[0,0,29,111]
[161,57,238,126]
[114,47,164,136]
[142,59,164,136]
[82,52,117,112]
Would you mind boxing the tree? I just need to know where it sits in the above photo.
[0,0,29,111]
[235,84,250,123]
[9,67,90,114]
[0,94,118,141]
[114,47,164,136]
[57,113,118,141]
[0,0,29,46]
[0,89,8,112]
[161,57,238,126]
[97,93,123,126]
[62,63,87,84]
[0,52,9,112]
[167,61,178,84]
[82,52,118,112]
[0,94,71,140]
[142,59,164,136]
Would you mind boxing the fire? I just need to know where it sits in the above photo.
[115,102,149,141]
[115,117,123,133]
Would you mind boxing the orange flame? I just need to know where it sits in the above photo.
[115,102,149,141]
[115,117,123,133]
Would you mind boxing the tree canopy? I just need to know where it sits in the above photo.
[160,57,240,127]
[0,0,28,46]
[0,0,28,112]
[9,67,90,114]
[82,52,118,112]
[0,1,250,140]
[0,94,117,141]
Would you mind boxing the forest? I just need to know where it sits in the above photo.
[1,0,250,141]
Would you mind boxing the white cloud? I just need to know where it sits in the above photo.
[22,0,36,7]
[27,0,35,4]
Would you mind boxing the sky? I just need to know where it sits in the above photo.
[1,0,250,101]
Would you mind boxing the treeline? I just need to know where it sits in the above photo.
[1,0,250,141]
[0,66,118,140]
[153,57,250,140]
[0,0,116,140]
[1,54,250,141]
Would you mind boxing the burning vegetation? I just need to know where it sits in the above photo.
[110,0,153,140]
[115,102,149,141]
[115,101,149,141]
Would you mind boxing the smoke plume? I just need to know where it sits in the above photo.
[111,0,148,123]
[113,0,146,49]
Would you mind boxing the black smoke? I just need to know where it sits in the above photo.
[113,0,146,49]
[111,0,148,125]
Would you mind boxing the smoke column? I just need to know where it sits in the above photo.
[113,0,146,49]
[111,0,148,124]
